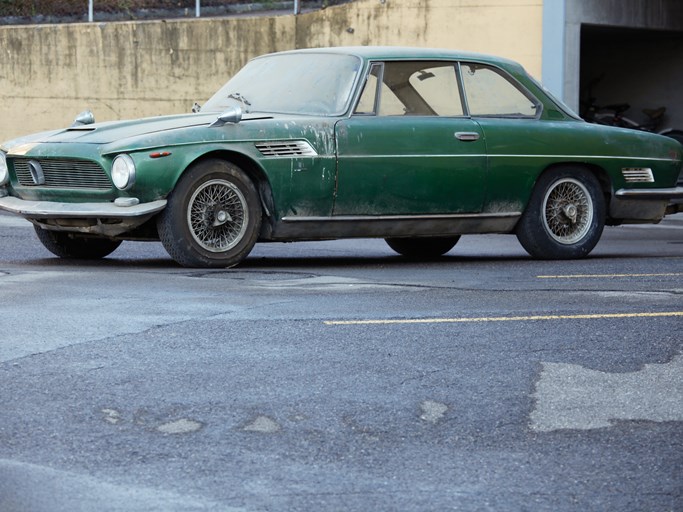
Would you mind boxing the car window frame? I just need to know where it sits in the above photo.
[353,62,384,116]
[524,72,581,120]
[457,61,543,120]
[351,59,469,118]
[351,58,542,120]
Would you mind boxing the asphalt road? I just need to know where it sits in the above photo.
[0,211,681,511]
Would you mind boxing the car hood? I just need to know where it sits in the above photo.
[2,112,272,150]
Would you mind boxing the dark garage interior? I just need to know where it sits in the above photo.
[579,25,683,137]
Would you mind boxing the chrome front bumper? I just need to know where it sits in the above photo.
[0,195,167,236]
[0,195,167,218]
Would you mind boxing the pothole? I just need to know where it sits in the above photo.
[157,418,204,435]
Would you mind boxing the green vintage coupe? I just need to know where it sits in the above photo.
[0,47,682,267]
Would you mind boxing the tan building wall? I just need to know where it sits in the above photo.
[0,0,542,142]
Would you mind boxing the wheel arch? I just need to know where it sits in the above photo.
[156,154,264,267]
[515,161,608,259]
[181,149,276,230]
[530,161,612,211]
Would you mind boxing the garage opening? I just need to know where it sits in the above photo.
[579,25,683,136]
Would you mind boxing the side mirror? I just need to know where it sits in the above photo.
[210,106,242,127]
[72,110,95,126]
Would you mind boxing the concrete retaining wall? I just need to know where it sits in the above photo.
[0,0,543,141]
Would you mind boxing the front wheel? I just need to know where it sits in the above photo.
[157,159,262,268]
[385,236,460,258]
[34,226,122,259]
[516,167,605,259]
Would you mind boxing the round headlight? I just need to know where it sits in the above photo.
[0,152,8,186]
[111,154,136,190]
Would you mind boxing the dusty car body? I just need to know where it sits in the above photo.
[0,47,682,267]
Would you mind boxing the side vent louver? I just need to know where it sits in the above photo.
[622,168,654,183]
[255,140,317,157]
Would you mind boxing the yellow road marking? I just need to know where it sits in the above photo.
[537,272,683,279]
[324,311,683,326]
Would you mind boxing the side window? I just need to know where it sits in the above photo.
[407,65,463,116]
[460,63,538,117]
[354,61,464,117]
[354,64,381,114]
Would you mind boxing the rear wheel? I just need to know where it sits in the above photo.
[157,159,262,268]
[385,236,460,258]
[34,226,122,259]
[516,167,605,259]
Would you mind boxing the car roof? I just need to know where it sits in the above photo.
[261,46,520,68]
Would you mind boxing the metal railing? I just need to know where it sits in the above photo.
[0,1,351,24]
[86,0,299,21]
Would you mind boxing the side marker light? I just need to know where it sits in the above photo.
[150,152,172,159]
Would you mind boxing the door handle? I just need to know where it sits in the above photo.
[455,132,480,142]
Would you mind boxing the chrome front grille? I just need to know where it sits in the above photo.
[254,140,317,157]
[12,157,112,190]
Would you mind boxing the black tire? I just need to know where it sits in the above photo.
[157,159,262,268]
[34,226,122,259]
[516,167,605,259]
[385,236,460,258]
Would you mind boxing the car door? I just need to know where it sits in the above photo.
[333,61,487,216]
[457,62,544,210]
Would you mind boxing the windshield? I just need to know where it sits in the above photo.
[203,53,363,116]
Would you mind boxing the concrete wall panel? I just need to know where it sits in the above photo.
[0,0,543,142]
[295,0,543,66]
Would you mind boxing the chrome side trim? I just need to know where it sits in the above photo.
[282,212,520,222]
[272,212,521,240]
[338,153,679,162]
[488,154,679,162]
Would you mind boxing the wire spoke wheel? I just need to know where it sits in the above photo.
[187,179,248,252]
[542,178,593,244]
[515,167,605,259]
[157,159,261,268]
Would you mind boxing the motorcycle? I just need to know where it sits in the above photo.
[580,76,683,145]
[582,99,683,145]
